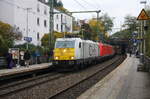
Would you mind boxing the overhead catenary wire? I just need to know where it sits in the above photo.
[81,0,99,9]
[73,0,87,10]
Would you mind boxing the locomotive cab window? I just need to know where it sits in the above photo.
[55,41,75,48]
[79,42,81,48]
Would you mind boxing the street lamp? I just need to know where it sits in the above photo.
[26,8,32,50]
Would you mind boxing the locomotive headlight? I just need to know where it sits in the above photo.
[55,56,59,60]
[71,56,74,60]
[63,49,66,53]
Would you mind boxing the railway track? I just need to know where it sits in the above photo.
[50,55,126,99]
[0,55,126,99]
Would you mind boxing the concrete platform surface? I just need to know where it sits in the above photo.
[78,55,150,99]
[0,63,52,77]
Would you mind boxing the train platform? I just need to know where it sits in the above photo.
[78,55,150,99]
[0,63,52,78]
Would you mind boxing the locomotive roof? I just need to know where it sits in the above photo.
[56,38,98,44]
[56,38,82,41]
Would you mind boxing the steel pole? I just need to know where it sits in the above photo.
[96,10,100,42]
[26,10,29,50]
[49,0,54,50]
[26,8,31,50]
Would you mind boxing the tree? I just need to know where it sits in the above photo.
[100,13,114,32]
[0,21,22,55]
[41,34,49,47]
[112,15,138,39]
[41,31,63,50]
[80,23,92,40]
[87,13,113,42]
[124,15,137,32]
[88,19,105,41]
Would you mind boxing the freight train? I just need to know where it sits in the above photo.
[52,38,115,70]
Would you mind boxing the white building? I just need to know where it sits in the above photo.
[0,0,73,46]
[54,9,73,33]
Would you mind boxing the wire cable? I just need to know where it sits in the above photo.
[81,0,98,9]
[73,0,87,9]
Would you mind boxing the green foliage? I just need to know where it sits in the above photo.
[124,15,138,31]
[0,21,22,56]
[111,29,132,39]
[80,23,92,40]
[100,13,114,32]
[14,43,46,55]
[41,33,49,47]
[112,15,137,39]
[41,32,56,50]
[86,13,113,41]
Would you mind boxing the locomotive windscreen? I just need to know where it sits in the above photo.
[55,41,75,48]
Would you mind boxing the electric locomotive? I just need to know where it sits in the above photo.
[53,38,115,70]
[53,38,99,69]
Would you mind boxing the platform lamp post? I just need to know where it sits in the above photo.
[26,8,32,50]
[48,0,54,50]
[48,0,54,63]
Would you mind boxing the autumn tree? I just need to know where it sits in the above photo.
[41,31,64,50]
[87,13,113,41]
[100,13,113,32]
[80,23,92,40]
[0,21,22,55]
[88,19,105,41]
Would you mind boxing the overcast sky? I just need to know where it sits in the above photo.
[61,0,149,34]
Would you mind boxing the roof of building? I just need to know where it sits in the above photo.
[38,0,73,17]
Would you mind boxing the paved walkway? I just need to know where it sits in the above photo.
[0,63,52,77]
[78,55,150,99]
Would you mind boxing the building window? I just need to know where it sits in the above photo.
[37,4,40,12]
[17,27,19,30]
[44,7,47,15]
[61,25,63,32]
[44,20,47,27]
[37,32,40,41]
[56,24,59,30]
[61,14,63,23]
[56,15,59,19]
[37,18,40,26]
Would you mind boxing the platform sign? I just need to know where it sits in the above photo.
[137,9,150,20]
[24,37,32,42]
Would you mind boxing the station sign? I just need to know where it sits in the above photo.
[24,37,32,42]
[137,9,150,20]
